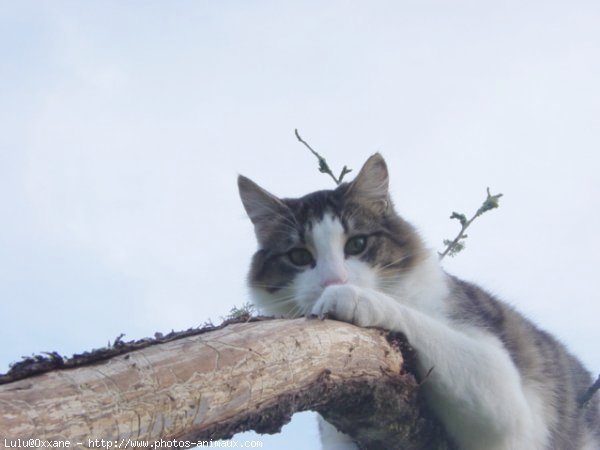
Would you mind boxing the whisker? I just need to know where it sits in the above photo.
[375,252,418,272]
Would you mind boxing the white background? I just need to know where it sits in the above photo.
[1,1,599,448]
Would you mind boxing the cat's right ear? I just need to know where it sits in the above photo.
[238,175,289,236]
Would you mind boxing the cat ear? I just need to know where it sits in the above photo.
[238,175,289,233]
[345,153,390,213]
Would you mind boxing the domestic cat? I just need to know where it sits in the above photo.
[238,154,600,450]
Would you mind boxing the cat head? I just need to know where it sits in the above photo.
[238,153,426,317]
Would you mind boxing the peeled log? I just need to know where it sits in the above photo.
[0,318,451,449]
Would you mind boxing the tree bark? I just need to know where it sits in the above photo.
[0,318,452,449]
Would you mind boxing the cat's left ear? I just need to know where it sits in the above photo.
[345,153,390,213]
[238,175,290,239]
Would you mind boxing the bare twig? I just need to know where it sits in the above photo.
[439,188,503,260]
[579,373,600,408]
[295,129,352,185]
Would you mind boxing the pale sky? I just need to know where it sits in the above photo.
[1,1,599,448]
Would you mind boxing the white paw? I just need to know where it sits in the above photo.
[311,284,377,327]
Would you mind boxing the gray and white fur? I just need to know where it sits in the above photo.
[238,154,600,450]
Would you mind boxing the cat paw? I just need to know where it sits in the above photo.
[311,284,374,326]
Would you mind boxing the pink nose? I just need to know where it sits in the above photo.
[321,276,348,287]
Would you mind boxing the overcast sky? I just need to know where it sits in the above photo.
[1,1,599,448]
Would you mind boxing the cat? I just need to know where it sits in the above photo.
[238,153,600,450]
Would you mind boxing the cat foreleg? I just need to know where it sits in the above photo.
[311,284,547,450]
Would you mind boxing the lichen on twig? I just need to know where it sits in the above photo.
[439,188,503,260]
[224,302,256,321]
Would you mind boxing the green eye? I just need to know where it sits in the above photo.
[345,235,368,255]
[288,248,314,266]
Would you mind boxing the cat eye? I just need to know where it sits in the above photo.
[345,235,368,255]
[288,248,314,266]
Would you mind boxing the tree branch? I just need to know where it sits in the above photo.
[0,319,452,449]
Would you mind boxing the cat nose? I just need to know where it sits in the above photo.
[320,276,348,287]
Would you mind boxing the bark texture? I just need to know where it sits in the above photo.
[0,319,451,449]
